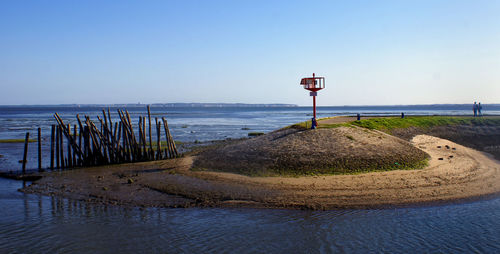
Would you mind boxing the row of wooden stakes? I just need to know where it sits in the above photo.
[21,106,179,173]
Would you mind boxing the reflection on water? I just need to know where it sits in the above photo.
[1,177,499,253]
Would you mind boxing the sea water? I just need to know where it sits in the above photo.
[1,105,500,253]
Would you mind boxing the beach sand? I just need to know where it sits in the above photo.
[22,134,500,209]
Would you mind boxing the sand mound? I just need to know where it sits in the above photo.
[193,127,429,175]
[22,134,500,209]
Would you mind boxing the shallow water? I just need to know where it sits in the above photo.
[1,177,500,253]
[1,105,500,253]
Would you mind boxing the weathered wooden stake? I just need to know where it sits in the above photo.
[78,126,83,166]
[22,132,29,174]
[156,117,161,160]
[147,105,153,159]
[163,117,178,158]
[83,126,90,165]
[50,125,55,170]
[142,116,147,159]
[56,126,60,169]
[38,127,42,171]
[138,117,143,160]
[67,124,72,168]
[73,124,77,166]
[59,125,64,169]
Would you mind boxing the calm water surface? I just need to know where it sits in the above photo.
[1,177,500,253]
[1,105,500,253]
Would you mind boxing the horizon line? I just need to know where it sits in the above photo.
[0,102,497,107]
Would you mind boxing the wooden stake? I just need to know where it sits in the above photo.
[56,126,60,169]
[50,125,55,170]
[59,125,64,169]
[67,124,72,168]
[138,117,143,160]
[147,105,153,159]
[107,108,113,134]
[38,127,42,171]
[73,125,77,166]
[78,124,82,166]
[162,118,178,158]
[142,116,147,159]
[83,126,90,166]
[22,132,29,174]
[156,118,161,160]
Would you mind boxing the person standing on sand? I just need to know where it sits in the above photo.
[478,102,482,116]
[473,102,477,117]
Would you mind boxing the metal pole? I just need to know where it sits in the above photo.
[313,95,316,120]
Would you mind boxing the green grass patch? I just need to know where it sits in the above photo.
[220,157,430,177]
[266,157,430,177]
[350,116,500,132]
[286,120,352,130]
[318,123,353,129]
[0,139,37,143]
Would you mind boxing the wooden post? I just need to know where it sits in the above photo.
[38,127,42,171]
[56,126,60,169]
[121,121,127,161]
[138,117,143,160]
[125,110,138,157]
[50,125,55,170]
[113,122,119,161]
[74,124,78,166]
[156,118,161,160]
[59,125,64,169]
[147,105,153,159]
[107,108,113,135]
[22,132,29,174]
[164,122,169,158]
[67,124,72,168]
[142,116,147,159]
[78,126,82,166]
[83,126,90,166]
[116,122,122,162]
[162,118,178,158]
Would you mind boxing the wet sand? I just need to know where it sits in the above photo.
[22,134,500,209]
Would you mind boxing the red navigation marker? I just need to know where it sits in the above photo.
[300,73,325,129]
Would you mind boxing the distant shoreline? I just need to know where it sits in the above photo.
[1,103,500,108]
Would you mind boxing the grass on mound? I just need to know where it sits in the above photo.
[269,157,430,177]
[194,156,430,177]
[287,119,352,130]
[350,116,500,132]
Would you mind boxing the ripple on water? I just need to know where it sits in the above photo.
[1,182,500,253]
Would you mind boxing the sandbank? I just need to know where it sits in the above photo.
[22,134,500,209]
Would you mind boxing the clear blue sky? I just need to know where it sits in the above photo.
[1,0,499,106]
